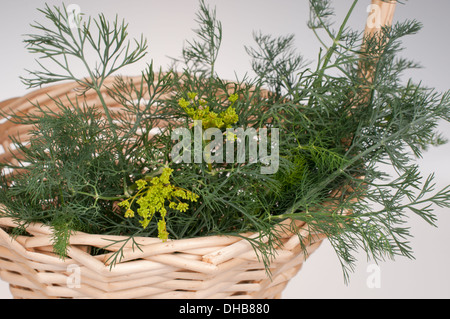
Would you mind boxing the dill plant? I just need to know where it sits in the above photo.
[0,0,449,281]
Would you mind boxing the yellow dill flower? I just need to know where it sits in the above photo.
[169,201,177,209]
[136,179,147,190]
[187,92,198,100]
[188,192,199,202]
[150,176,160,185]
[178,97,190,109]
[226,130,237,142]
[173,189,186,199]
[125,209,134,218]
[228,93,239,103]
[157,220,169,241]
[119,166,199,240]
[160,167,174,184]
[140,218,150,229]
[221,106,239,127]
[177,202,189,213]
[178,91,239,131]
[118,200,130,209]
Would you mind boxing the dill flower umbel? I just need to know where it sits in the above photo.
[178,92,239,130]
[118,167,199,241]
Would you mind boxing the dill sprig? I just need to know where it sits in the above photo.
[0,0,449,282]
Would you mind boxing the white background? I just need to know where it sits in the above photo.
[1,0,449,299]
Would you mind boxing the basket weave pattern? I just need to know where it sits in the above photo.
[0,77,326,299]
[0,217,324,299]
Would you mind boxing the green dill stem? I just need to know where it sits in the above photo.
[94,86,119,140]
[204,139,213,172]
[311,27,330,51]
[322,0,358,68]
[314,0,358,87]
[59,187,66,206]
[128,187,147,207]
[75,45,119,141]
[74,190,125,202]
[76,53,126,168]
[210,59,215,83]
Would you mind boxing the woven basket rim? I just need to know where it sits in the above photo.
[0,213,325,299]
[0,214,322,265]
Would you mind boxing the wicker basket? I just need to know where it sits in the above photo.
[0,0,396,299]
[0,217,325,299]
[0,74,328,299]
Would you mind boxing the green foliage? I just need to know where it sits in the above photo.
[245,32,305,97]
[0,0,449,282]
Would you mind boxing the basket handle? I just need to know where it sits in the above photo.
[364,0,397,37]
[361,0,397,78]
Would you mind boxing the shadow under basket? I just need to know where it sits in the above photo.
[0,77,326,299]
